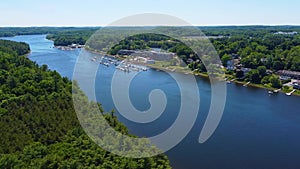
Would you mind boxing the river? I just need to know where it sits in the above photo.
[2,35,300,169]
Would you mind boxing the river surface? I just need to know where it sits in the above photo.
[2,35,300,169]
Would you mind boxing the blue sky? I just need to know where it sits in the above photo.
[1,0,299,26]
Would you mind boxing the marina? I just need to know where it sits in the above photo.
[90,55,148,73]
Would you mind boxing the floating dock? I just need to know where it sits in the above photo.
[286,89,296,96]
[243,81,250,87]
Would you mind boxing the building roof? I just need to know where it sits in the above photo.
[277,70,300,76]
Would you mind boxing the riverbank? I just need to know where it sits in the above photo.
[231,79,300,96]
[66,45,300,97]
[143,64,300,97]
[147,63,209,78]
[128,58,300,96]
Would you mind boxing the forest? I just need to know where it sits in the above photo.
[0,39,171,168]
[49,26,299,89]
[0,27,98,39]
[46,29,97,46]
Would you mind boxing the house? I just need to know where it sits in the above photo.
[279,76,291,81]
[266,69,273,75]
[118,50,136,55]
[187,58,194,63]
[231,53,239,59]
[292,80,300,89]
[274,31,298,35]
[226,58,240,71]
[226,59,235,71]
[146,59,155,64]
[277,70,300,80]
[132,50,175,61]
[241,68,252,75]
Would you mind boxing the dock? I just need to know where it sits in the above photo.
[273,89,281,93]
[115,59,148,73]
[286,89,296,96]
[243,81,250,87]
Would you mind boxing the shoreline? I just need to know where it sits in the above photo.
[72,46,300,97]
[140,65,300,97]
[232,80,300,96]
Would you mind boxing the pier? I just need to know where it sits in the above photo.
[92,56,148,73]
[273,89,281,93]
[286,89,296,96]
[243,81,250,87]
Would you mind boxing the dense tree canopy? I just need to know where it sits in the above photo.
[0,40,171,168]
[0,27,98,38]
[46,29,97,46]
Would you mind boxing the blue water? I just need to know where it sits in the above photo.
[2,35,300,169]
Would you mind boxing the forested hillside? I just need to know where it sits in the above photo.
[0,40,171,168]
[0,27,98,39]
[46,29,97,46]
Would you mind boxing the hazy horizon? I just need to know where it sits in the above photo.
[2,24,300,28]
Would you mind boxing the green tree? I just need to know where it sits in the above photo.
[272,61,285,71]
[236,69,244,79]
[286,46,300,71]
[269,75,282,88]
[261,75,270,84]
[247,69,260,83]
[257,66,267,77]
[0,39,172,169]
[221,54,232,67]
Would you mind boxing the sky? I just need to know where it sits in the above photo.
[1,0,300,27]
